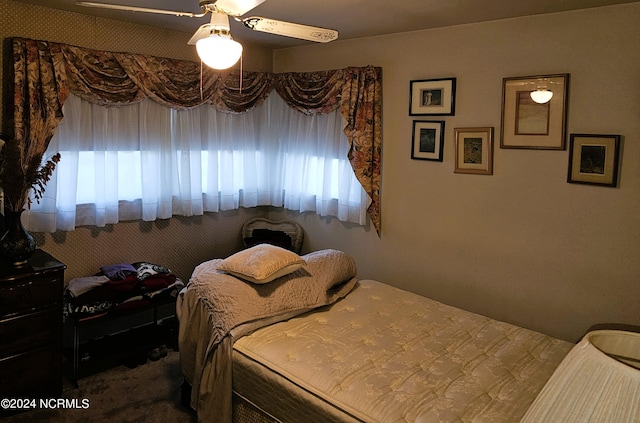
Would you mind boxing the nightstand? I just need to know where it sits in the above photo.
[0,250,66,400]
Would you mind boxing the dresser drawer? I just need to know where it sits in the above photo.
[0,276,62,315]
[0,309,60,356]
[0,251,65,402]
[0,346,61,397]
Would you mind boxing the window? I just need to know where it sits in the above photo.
[24,93,367,232]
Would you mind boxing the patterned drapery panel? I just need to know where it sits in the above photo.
[340,67,382,234]
[10,37,382,234]
[10,39,68,211]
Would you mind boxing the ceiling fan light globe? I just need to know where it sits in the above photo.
[530,89,553,104]
[196,35,242,70]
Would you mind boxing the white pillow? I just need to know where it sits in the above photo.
[218,244,306,284]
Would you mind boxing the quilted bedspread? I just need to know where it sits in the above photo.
[233,279,574,423]
[178,249,358,423]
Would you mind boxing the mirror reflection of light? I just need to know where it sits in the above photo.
[530,89,553,104]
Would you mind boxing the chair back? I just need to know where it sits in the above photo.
[241,218,304,254]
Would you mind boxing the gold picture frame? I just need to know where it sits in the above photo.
[454,127,494,175]
[500,74,569,149]
[568,134,621,187]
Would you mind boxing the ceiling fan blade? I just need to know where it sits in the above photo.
[242,17,338,43]
[76,1,205,18]
[214,0,267,17]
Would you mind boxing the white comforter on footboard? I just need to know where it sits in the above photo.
[232,279,573,423]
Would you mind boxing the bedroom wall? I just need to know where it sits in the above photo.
[269,3,640,342]
[0,0,273,281]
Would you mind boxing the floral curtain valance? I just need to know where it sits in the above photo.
[9,37,382,234]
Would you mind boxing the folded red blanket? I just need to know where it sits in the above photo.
[108,274,139,291]
[142,274,177,291]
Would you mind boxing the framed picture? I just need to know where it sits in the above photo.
[500,74,569,149]
[567,134,621,187]
[411,120,445,161]
[454,127,494,175]
[409,78,456,116]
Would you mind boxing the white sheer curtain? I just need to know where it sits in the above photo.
[270,95,368,224]
[23,93,367,232]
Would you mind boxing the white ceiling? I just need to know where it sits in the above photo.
[11,0,640,48]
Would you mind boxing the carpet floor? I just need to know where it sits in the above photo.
[3,350,195,423]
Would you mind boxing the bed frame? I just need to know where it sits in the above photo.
[181,381,279,423]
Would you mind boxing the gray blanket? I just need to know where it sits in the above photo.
[177,249,358,423]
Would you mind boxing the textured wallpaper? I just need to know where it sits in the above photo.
[35,208,268,283]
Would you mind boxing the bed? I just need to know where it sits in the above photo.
[177,246,573,423]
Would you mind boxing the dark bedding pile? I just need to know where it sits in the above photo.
[63,261,184,321]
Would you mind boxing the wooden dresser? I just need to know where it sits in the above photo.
[0,250,66,400]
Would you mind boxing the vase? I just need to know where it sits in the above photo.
[0,209,36,266]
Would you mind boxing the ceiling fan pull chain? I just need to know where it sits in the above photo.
[200,60,204,101]
[239,54,243,94]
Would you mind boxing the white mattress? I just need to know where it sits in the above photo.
[232,280,573,423]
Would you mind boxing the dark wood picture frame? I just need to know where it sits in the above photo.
[409,78,456,116]
[411,120,445,161]
[567,134,621,187]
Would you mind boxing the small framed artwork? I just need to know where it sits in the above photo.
[409,78,456,116]
[454,127,494,175]
[567,134,621,187]
[500,74,569,149]
[411,120,445,161]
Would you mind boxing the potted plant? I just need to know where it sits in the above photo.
[0,130,60,265]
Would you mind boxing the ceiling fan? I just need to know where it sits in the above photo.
[77,0,339,69]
